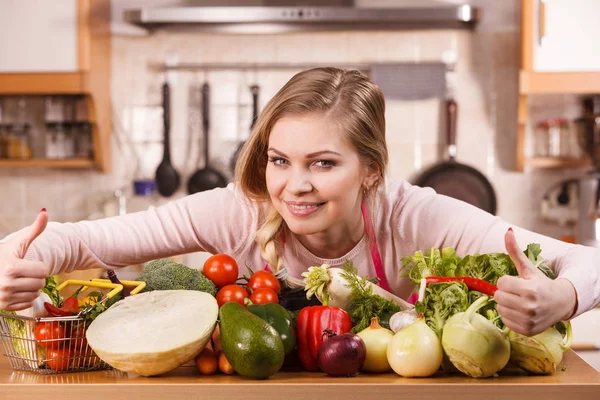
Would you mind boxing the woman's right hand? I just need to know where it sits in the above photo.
[0,210,50,311]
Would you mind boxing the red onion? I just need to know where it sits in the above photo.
[317,330,366,377]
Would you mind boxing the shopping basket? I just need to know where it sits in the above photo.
[0,278,145,374]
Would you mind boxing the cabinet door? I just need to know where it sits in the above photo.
[0,0,78,73]
[533,0,600,72]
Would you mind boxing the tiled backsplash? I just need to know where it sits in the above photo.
[0,0,588,245]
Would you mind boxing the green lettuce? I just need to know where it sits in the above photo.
[415,281,470,338]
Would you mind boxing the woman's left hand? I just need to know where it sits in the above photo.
[494,228,577,336]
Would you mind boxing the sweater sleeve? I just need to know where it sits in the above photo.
[19,184,260,275]
[393,181,600,317]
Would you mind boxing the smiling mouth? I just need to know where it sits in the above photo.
[286,202,325,210]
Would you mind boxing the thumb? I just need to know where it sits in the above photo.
[505,228,539,279]
[12,209,48,259]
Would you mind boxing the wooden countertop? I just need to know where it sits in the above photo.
[2,350,600,400]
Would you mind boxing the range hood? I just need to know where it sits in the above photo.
[123,1,478,34]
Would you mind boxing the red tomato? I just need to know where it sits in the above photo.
[69,325,88,349]
[47,347,72,371]
[63,297,80,314]
[247,271,281,294]
[203,254,239,288]
[249,288,279,305]
[216,284,249,308]
[34,322,66,349]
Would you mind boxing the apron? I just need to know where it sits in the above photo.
[264,201,391,292]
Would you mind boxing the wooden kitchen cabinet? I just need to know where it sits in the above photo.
[0,0,78,73]
[517,0,600,171]
[531,0,600,72]
[0,0,111,172]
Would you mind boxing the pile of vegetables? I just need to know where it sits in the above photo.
[0,245,573,381]
[293,243,572,379]
[387,243,572,378]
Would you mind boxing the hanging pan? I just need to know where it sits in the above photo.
[413,98,498,215]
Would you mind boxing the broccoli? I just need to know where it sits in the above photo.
[136,259,217,297]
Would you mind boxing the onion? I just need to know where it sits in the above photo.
[357,317,394,372]
[387,316,443,377]
[317,330,366,377]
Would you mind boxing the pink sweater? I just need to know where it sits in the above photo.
[21,180,600,317]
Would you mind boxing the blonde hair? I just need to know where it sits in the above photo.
[235,67,388,287]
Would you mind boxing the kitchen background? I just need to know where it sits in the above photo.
[0,0,589,239]
[1,0,600,368]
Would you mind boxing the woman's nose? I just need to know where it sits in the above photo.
[287,168,313,194]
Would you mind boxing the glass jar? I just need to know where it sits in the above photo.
[45,122,66,159]
[7,123,32,160]
[44,96,65,122]
[534,118,578,158]
[74,122,93,158]
[63,122,76,159]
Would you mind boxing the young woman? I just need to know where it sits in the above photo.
[0,68,597,337]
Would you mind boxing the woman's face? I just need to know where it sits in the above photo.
[266,113,377,236]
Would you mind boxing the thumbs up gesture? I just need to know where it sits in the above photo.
[494,228,577,336]
[0,210,51,311]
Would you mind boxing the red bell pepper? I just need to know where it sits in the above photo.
[296,305,352,371]
[44,302,75,317]
[43,297,80,317]
[425,276,498,296]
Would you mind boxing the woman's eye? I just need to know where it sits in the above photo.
[268,157,288,166]
[314,159,336,168]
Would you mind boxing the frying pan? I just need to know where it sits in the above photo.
[413,99,497,215]
[187,82,227,194]
[155,81,181,197]
[230,84,260,173]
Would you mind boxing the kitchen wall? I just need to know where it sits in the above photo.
[0,0,586,245]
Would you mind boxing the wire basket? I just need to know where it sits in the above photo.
[0,313,111,374]
[0,278,145,374]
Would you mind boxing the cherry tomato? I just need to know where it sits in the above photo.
[216,284,249,308]
[203,254,239,288]
[47,347,72,371]
[249,288,279,304]
[35,322,66,349]
[247,271,281,294]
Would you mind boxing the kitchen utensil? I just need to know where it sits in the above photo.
[413,98,498,215]
[230,84,260,174]
[155,81,181,197]
[370,62,447,100]
[187,82,227,194]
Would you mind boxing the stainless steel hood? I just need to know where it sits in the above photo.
[123,1,479,34]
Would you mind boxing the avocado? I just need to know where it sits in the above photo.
[219,302,285,379]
